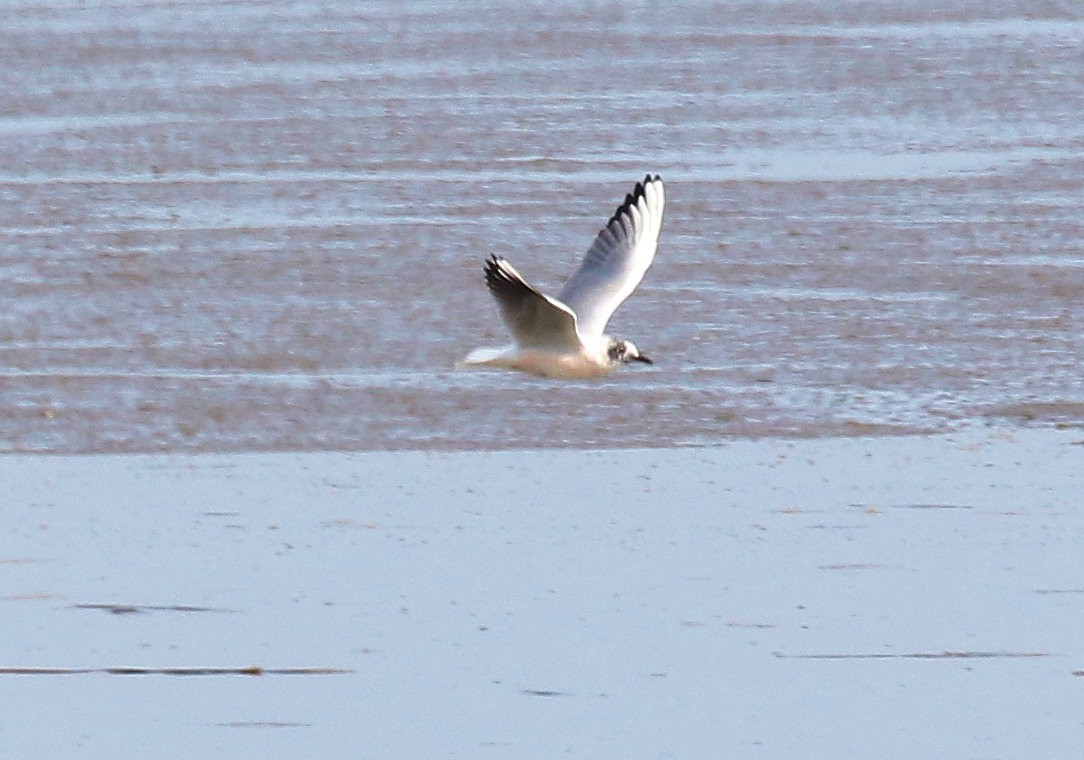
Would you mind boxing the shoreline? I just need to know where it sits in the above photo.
[1,419,1079,459]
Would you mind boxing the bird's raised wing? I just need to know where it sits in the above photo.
[484,255,582,351]
[556,174,665,337]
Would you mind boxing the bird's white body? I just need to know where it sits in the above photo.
[460,174,665,379]
[462,336,615,379]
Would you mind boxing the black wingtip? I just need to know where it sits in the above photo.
[484,255,528,297]
[605,175,661,228]
[484,255,504,287]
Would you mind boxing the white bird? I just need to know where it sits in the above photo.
[460,174,665,379]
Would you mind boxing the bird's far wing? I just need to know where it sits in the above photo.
[556,174,665,337]
[484,255,582,351]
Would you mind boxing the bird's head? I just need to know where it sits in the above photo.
[608,339,652,366]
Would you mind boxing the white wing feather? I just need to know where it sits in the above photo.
[557,174,665,337]
[483,255,582,351]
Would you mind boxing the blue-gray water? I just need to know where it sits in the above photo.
[1,1,1082,452]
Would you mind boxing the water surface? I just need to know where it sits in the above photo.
[2,1,1082,451]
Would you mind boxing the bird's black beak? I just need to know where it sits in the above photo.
[632,354,653,365]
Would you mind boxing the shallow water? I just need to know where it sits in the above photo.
[2,1,1083,452]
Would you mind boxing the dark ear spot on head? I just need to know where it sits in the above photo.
[608,341,633,363]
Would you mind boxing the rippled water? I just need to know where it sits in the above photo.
[1,1,1082,452]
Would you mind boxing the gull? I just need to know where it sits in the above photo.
[460,174,665,379]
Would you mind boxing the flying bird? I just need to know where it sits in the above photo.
[460,174,665,378]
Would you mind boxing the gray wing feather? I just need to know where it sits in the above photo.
[484,255,582,350]
[557,174,665,337]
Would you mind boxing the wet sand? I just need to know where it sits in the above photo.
[2,2,1083,451]
[3,428,1083,758]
